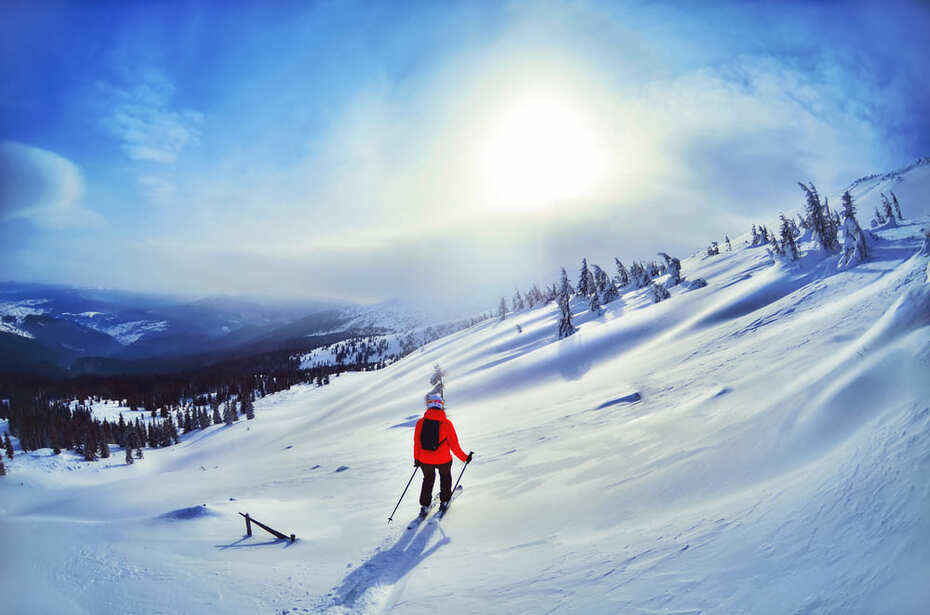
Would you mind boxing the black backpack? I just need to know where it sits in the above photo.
[420,419,445,451]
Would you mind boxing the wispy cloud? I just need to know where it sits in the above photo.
[0,141,104,229]
[99,69,204,164]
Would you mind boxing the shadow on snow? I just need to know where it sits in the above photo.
[332,521,450,609]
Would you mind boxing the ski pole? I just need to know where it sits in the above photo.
[387,466,419,524]
[451,452,473,494]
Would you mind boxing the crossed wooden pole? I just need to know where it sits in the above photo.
[239,512,296,543]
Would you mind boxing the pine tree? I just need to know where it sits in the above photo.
[838,191,869,268]
[799,182,839,251]
[125,445,134,465]
[881,193,896,223]
[498,297,507,321]
[779,214,799,260]
[577,258,592,296]
[769,233,783,256]
[557,268,576,338]
[242,397,255,420]
[428,364,444,399]
[83,434,97,461]
[750,225,759,246]
[649,281,670,303]
[873,206,885,226]
[4,433,13,460]
[99,438,110,459]
[614,258,630,287]
[628,262,649,288]
[0,457,5,476]
[595,265,618,303]
[223,401,236,426]
[212,404,221,425]
[589,286,602,314]
[891,191,903,219]
[725,234,732,251]
[658,252,681,286]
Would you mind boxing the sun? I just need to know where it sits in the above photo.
[477,93,609,212]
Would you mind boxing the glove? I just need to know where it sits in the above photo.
[466,451,474,463]
[414,459,421,468]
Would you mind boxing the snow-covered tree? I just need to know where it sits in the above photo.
[83,435,96,461]
[658,252,681,287]
[838,191,869,268]
[628,262,649,288]
[223,400,237,426]
[591,265,607,294]
[768,233,784,257]
[577,258,594,296]
[428,364,444,399]
[891,191,903,219]
[135,447,143,460]
[779,214,799,261]
[725,235,732,251]
[589,286,602,314]
[872,206,885,227]
[706,241,719,257]
[0,456,5,475]
[512,290,525,312]
[596,265,618,303]
[242,397,255,420]
[531,284,544,306]
[649,281,670,303]
[614,258,630,287]
[498,297,507,321]
[557,268,576,338]
[559,265,574,299]
[125,445,134,465]
[3,433,13,460]
[880,193,896,224]
[750,225,760,246]
[545,283,558,303]
[799,182,839,252]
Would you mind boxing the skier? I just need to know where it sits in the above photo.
[414,394,472,517]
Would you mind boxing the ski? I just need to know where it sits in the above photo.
[406,500,437,530]
[432,485,463,522]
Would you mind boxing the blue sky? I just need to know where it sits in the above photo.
[2,0,929,314]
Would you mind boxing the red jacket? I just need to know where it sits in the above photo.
[414,408,468,465]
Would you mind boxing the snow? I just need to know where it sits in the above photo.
[0,298,47,338]
[88,318,170,345]
[3,176,930,613]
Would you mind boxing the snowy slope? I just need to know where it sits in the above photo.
[3,176,930,614]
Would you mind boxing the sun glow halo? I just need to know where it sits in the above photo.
[477,95,608,212]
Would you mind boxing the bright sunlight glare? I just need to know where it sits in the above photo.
[477,93,609,212]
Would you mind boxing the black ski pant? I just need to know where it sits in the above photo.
[419,461,453,506]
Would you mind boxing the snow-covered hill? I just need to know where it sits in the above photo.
[2,170,929,614]
[0,285,434,372]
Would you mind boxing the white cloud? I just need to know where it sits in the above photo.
[0,141,104,229]
[99,70,204,164]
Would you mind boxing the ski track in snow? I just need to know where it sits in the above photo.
[3,170,930,614]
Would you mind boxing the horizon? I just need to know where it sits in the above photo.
[2,1,930,314]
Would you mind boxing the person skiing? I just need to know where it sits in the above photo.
[414,393,472,517]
